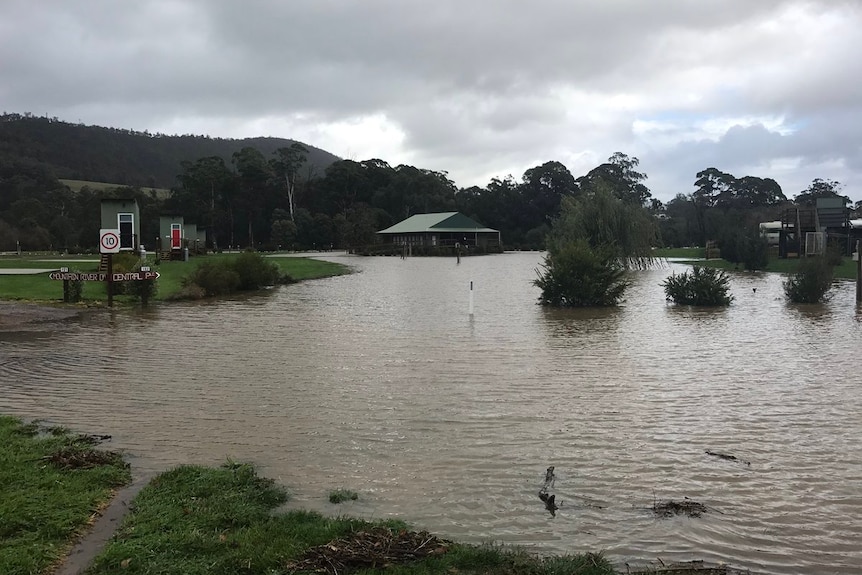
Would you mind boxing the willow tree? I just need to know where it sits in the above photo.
[535,184,658,307]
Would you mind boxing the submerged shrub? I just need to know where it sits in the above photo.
[663,266,733,306]
[783,256,834,303]
[534,240,629,307]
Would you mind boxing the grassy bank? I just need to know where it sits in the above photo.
[680,256,859,280]
[88,462,613,575]
[0,416,130,575]
[654,245,859,281]
[0,253,349,303]
[652,247,705,259]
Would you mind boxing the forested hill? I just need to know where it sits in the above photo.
[0,113,340,188]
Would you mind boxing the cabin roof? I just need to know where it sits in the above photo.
[378,212,497,234]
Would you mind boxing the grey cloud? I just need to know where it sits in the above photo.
[1,0,860,203]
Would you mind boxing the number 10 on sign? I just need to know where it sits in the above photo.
[100,229,121,254]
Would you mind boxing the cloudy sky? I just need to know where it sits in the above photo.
[2,0,861,203]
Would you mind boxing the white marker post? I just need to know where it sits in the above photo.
[469,280,474,316]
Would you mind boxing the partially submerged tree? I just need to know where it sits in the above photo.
[547,184,657,269]
[535,240,628,307]
[535,184,658,307]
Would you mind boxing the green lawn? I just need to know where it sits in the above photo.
[650,245,859,280]
[88,462,614,575]
[680,256,859,280]
[0,416,130,575]
[652,247,705,259]
[0,253,350,304]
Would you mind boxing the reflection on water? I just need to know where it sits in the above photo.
[1,253,861,574]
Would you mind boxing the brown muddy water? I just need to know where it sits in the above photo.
[2,252,861,574]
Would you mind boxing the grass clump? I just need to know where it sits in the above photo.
[663,266,733,306]
[783,255,835,303]
[329,488,359,504]
[0,416,130,575]
[90,462,614,575]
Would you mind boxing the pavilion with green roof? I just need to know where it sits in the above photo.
[377,212,501,248]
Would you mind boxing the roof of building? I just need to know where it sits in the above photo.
[378,212,498,234]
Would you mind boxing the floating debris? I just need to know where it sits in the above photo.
[542,465,556,490]
[75,433,113,445]
[626,559,756,574]
[538,465,560,516]
[705,450,751,466]
[538,491,559,516]
[42,445,125,470]
[285,527,450,574]
[652,498,709,518]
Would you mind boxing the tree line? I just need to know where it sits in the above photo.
[1,114,860,253]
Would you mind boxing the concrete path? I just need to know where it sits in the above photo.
[55,474,153,575]
[0,268,58,274]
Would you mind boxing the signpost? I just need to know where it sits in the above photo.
[52,231,158,305]
[100,229,120,306]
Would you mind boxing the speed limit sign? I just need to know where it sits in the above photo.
[99,229,121,254]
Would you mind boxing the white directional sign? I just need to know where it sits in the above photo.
[99,229,121,254]
[49,271,160,281]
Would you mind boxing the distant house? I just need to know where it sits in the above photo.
[100,198,140,251]
[377,212,501,248]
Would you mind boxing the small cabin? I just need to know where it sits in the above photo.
[158,215,185,254]
[100,198,141,251]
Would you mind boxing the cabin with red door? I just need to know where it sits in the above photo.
[158,214,185,260]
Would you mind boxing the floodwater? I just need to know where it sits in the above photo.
[2,252,861,574]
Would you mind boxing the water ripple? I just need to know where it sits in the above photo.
[1,254,860,574]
